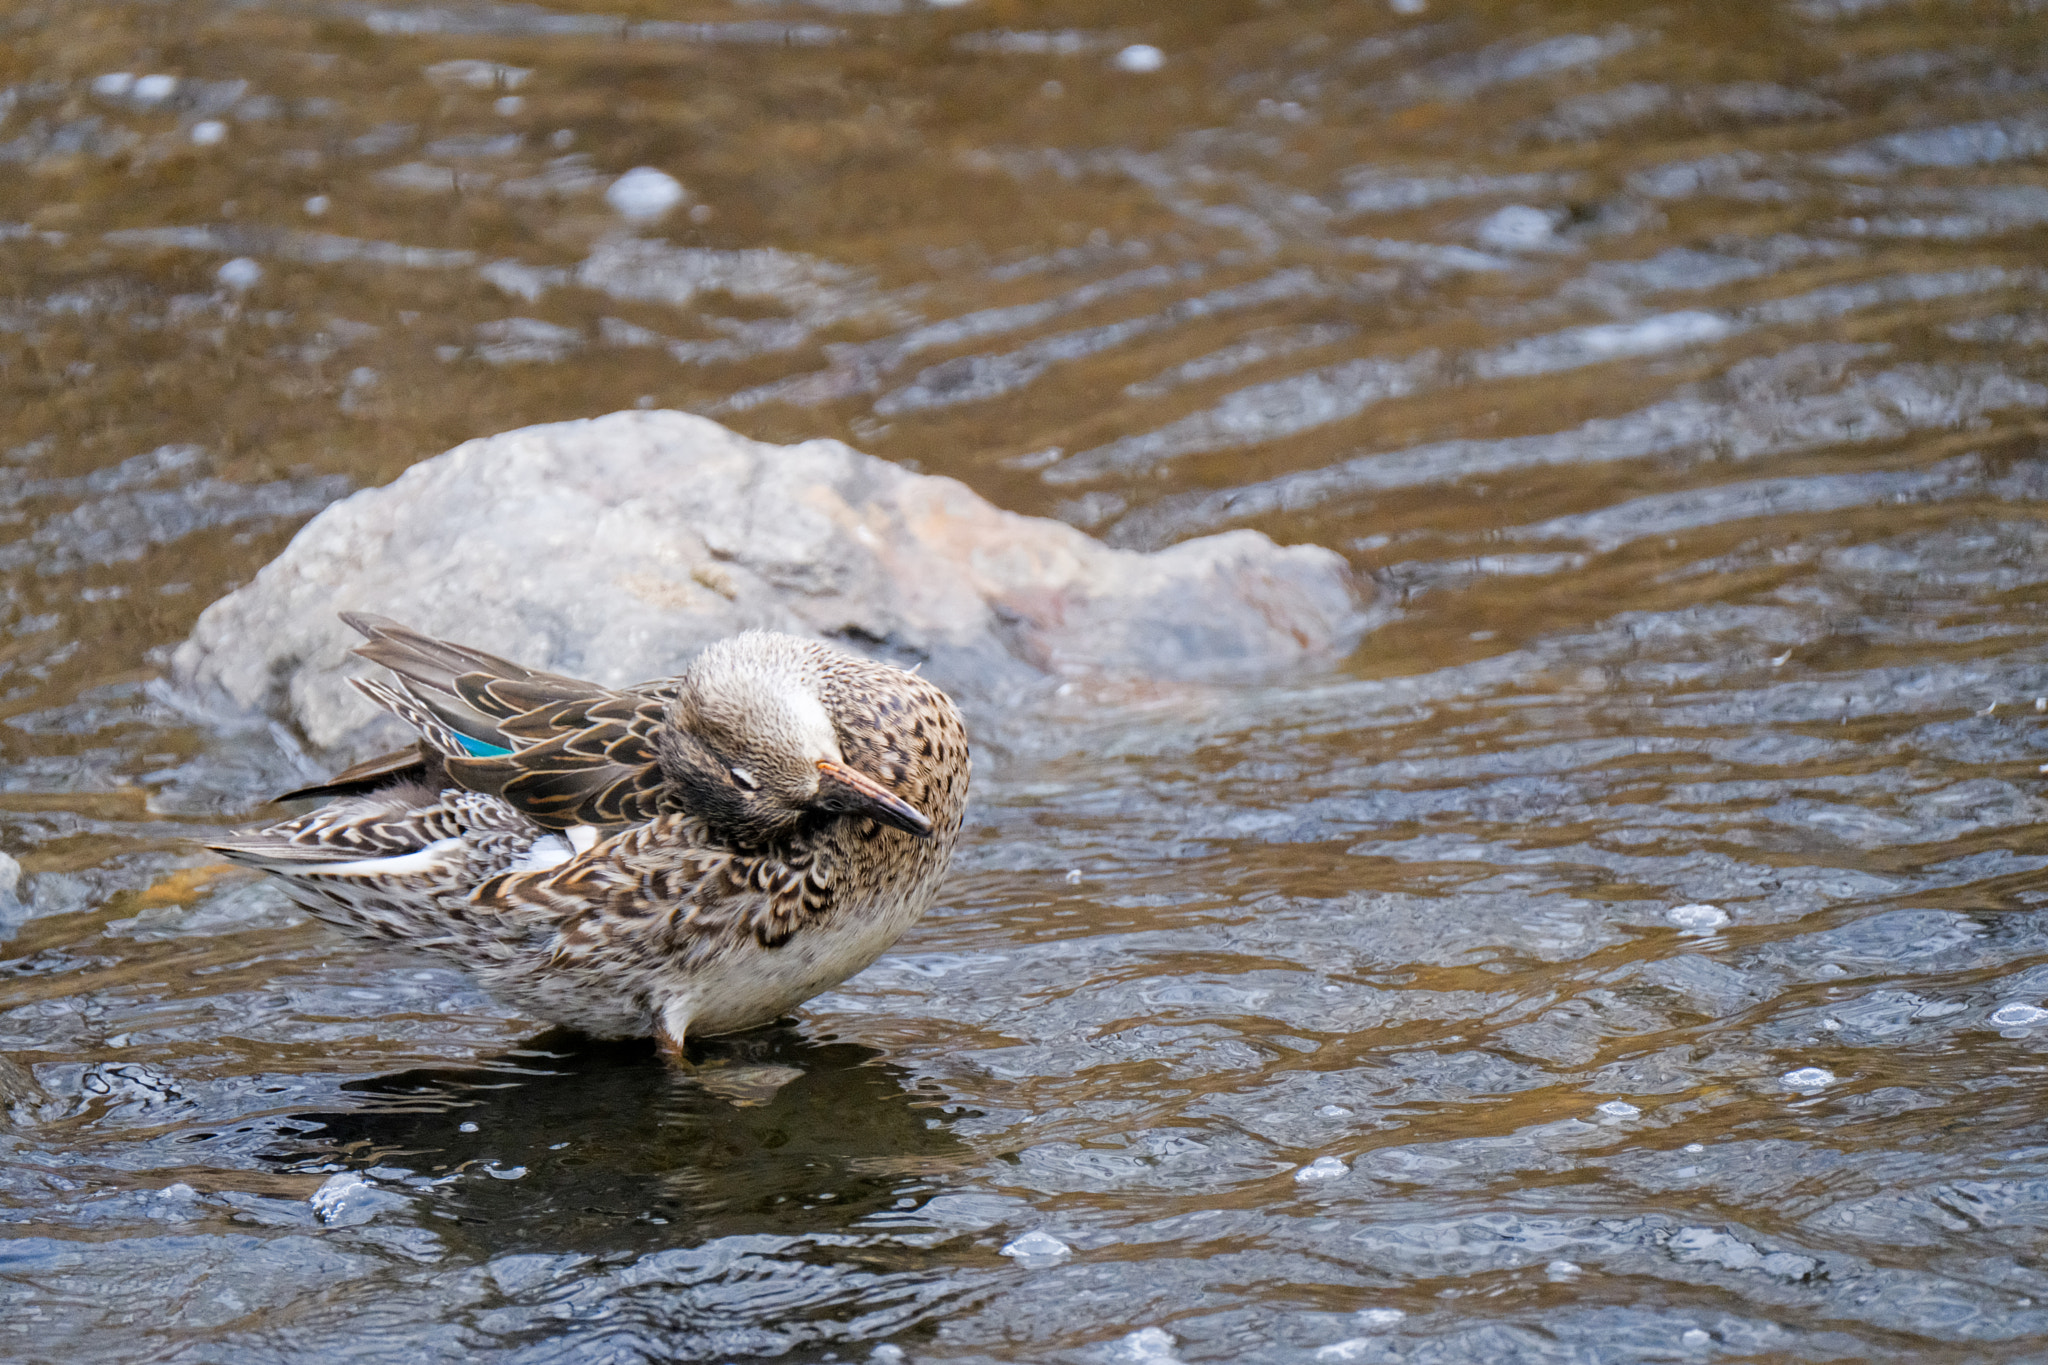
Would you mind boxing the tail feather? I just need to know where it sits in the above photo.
[210,784,459,869]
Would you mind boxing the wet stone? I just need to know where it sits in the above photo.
[169,411,1367,756]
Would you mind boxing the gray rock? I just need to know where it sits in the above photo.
[170,410,1366,757]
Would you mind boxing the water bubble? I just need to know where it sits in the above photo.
[1295,1155,1348,1183]
[550,128,576,149]
[1683,1142,1704,1154]
[1595,1100,1642,1120]
[216,258,263,291]
[190,120,227,147]
[1065,868,1083,884]
[1113,1327,1178,1362]
[1475,204,1564,251]
[1668,902,1730,932]
[1317,1104,1352,1117]
[605,167,687,221]
[1781,1066,1836,1090]
[1114,45,1166,74]
[91,73,136,100]
[458,1121,479,1133]
[1000,1229,1071,1262]
[1681,1328,1712,1350]
[495,96,525,117]
[1546,1259,1582,1280]
[872,1348,906,1364]
[304,195,330,216]
[1315,1342,1371,1362]
[1355,1308,1405,1329]
[132,74,179,107]
[308,1172,408,1226]
[1991,1002,2048,1027]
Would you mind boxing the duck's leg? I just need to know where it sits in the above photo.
[656,1000,694,1068]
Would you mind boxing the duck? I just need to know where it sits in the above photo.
[208,614,970,1057]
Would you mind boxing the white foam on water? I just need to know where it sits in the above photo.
[216,258,263,291]
[1475,204,1566,251]
[1295,1155,1349,1182]
[1114,1327,1179,1362]
[1668,902,1731,932]
[132,74,178,106]
[605,167,687,221]
[1000,1229,1071,1261]
[1781,1067,1836,1089]
[1114,45,1166,73]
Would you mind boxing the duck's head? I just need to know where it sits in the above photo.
[658,632,932,846]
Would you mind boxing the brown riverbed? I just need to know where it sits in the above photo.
[6,0,2048,1360]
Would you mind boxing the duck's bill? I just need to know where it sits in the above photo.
[815,760,934,838]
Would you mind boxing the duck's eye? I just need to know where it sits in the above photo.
[729,766,759,791]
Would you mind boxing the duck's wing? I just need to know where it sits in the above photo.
[344,612,606,753]
[319,614,681,832]
[445,690,677,831]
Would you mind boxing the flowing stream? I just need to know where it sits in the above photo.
[5,0,2048,1359]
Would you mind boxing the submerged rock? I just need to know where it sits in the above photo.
[171,410,1366,756]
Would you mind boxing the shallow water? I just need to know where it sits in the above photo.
[6,0,2048,1359]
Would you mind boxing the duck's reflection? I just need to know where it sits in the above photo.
[275,1024,970,1254]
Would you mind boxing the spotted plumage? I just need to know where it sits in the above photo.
[208,617,970,1053]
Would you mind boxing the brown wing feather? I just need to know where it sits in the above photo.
[274,743,441,803]
[344,613,590,693]
[445,704,672,831]
[282,616,680,830]
[344,613,613,743]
